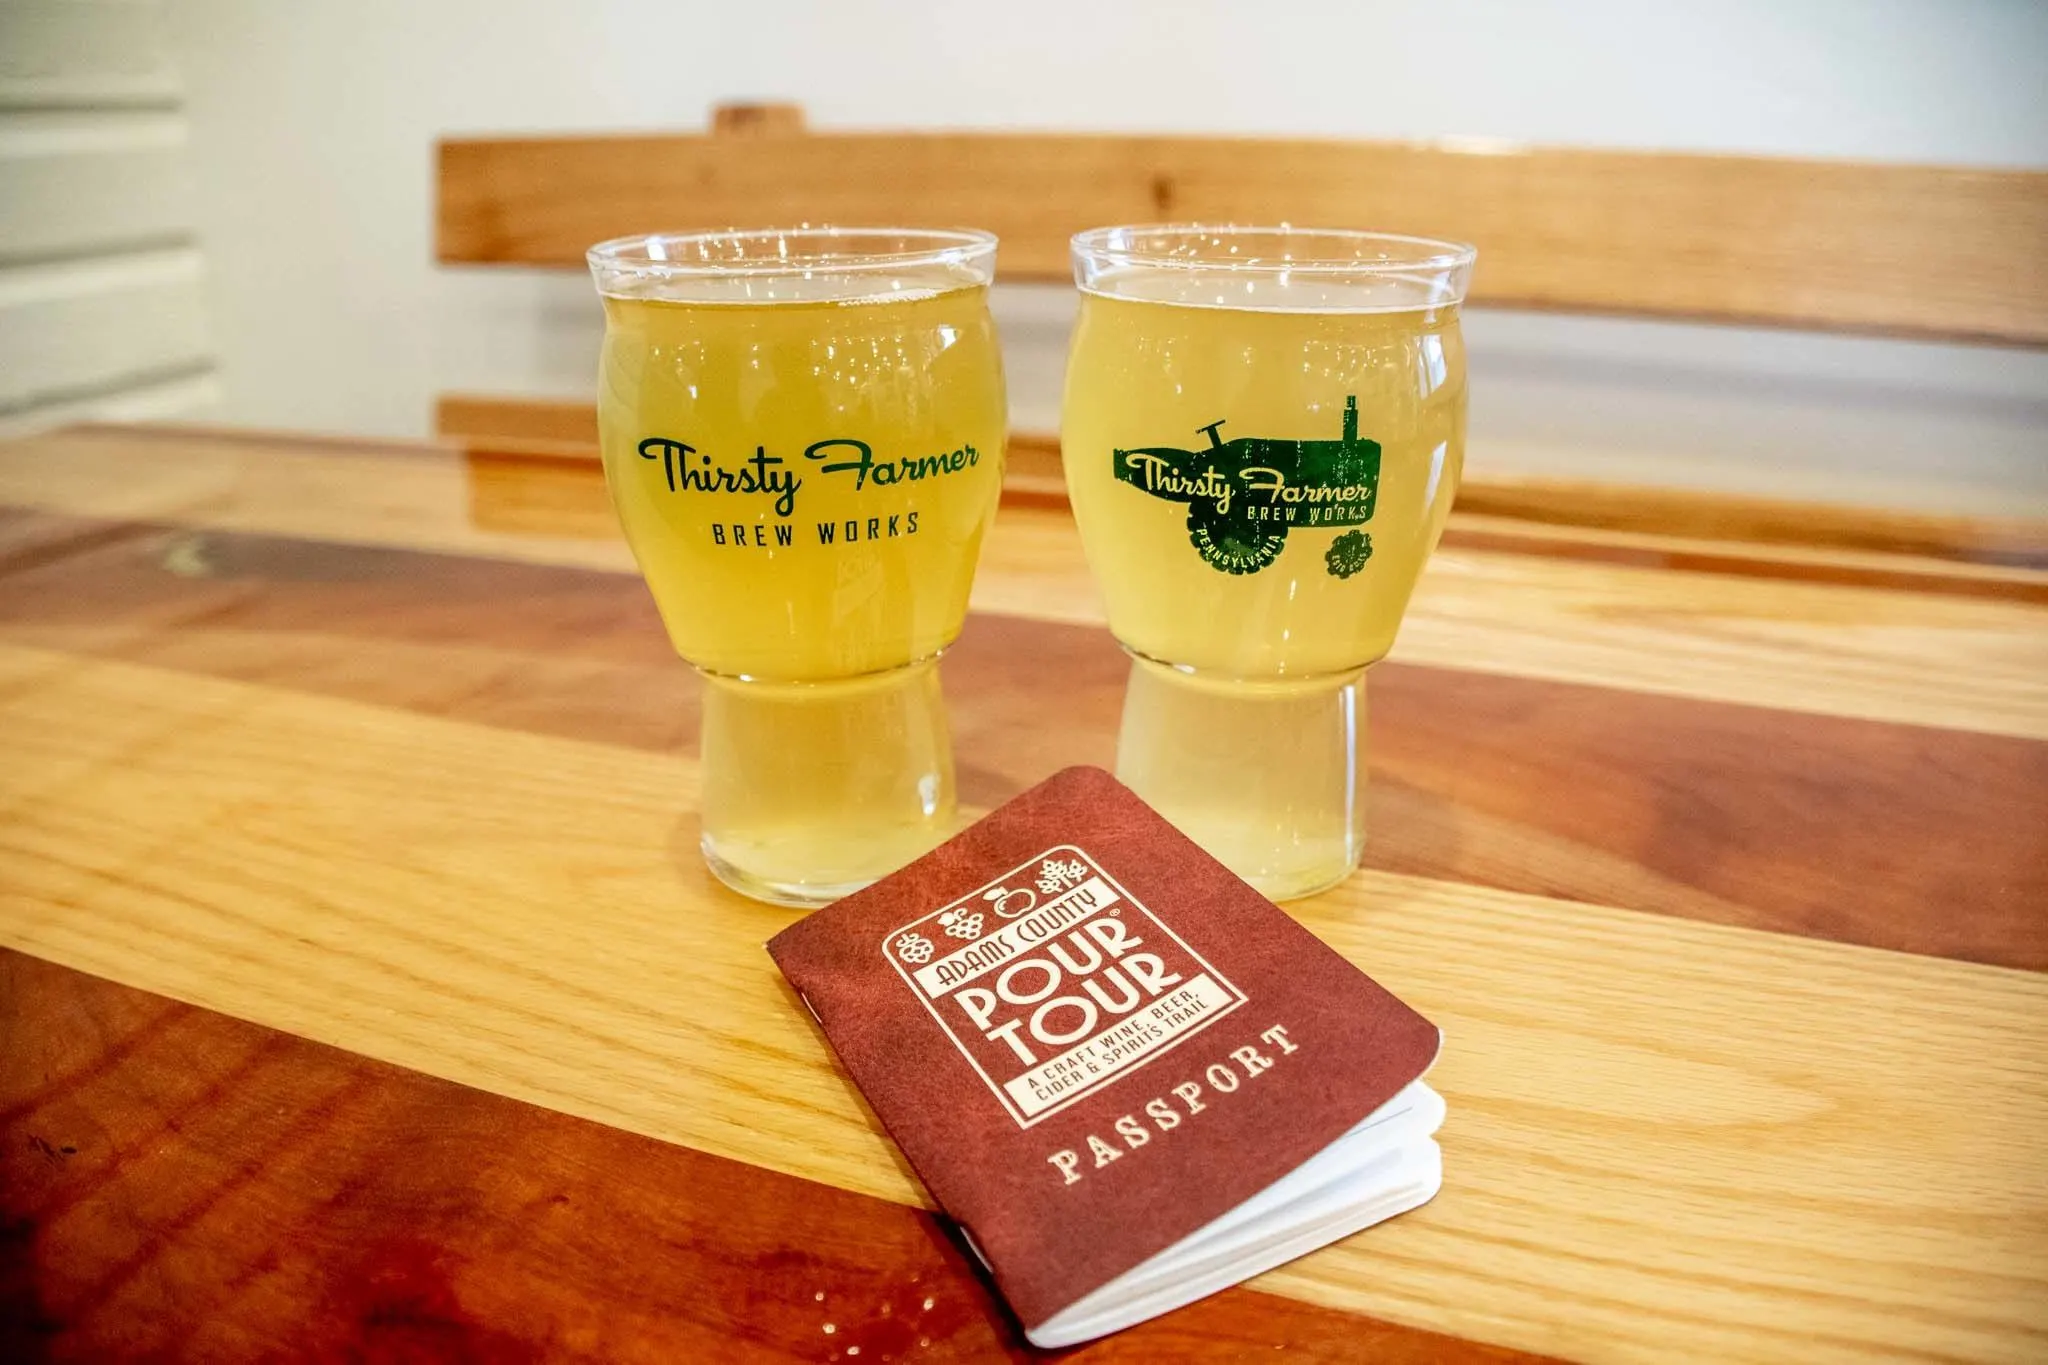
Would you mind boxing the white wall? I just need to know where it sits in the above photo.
[0,1,219,436]
[162,0,2048,512]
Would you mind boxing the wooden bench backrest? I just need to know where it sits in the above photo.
[440,103,2048,344]
[431,105,2048,568]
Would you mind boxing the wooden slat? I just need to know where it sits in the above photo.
[449,426,2048,605]
[0,640,2042,1362]
[1453,476,2048,570]
[436,129,2048,343]
[3,950,1549,1364]
[1433,520,2048,604]
[999,429,1068,500]
[4,426,2046,739]
[0,505,2041,970]
[434,391,599,459]
[970,492,2048,740]
[434,394,2048,577]
[709,100,806,137]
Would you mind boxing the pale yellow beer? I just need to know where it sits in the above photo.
[1063,228,1474,898]
[590,229,1006,903]
[599,289,1005,678]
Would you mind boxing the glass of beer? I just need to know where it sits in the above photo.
[589,228,1006,905]
[1063,226,1474,900]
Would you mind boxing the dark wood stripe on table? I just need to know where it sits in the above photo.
[0,950,1550,1364]
[1,507,2043,972]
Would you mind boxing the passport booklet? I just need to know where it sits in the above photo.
[767,766,1444,1345]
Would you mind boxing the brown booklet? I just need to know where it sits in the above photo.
[767,766,1444,1346]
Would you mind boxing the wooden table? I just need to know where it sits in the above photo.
[2,425,2044,1363]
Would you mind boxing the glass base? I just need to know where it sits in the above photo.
[697,657,956,908]
[1114,655,1368,902]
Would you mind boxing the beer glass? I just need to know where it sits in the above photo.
[1063,226,1474,900]
[589,228,1006,905]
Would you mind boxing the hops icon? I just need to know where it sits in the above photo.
[1325,530,1372,580]
[1036,858,1089,895]
[939,908,984,940]
[894,931,935,964]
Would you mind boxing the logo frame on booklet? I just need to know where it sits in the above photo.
[882,844,1247,1128]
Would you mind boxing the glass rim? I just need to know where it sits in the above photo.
[1070,223,1477,275]
[586,226,999,279]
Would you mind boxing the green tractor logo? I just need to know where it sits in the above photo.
[1111,396,1381,575]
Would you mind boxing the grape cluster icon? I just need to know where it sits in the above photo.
[939,908,984,939]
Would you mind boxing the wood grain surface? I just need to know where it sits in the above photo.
[6,426,2046,739]
[0,640,2044,1362]
[0,509,2041,971]
[3,428,2045,1363]
[434,395,2048,575]
[1449,478,2048,571]
[1434,518,2048,605]
[435,129,2048,343]
[2,950,1549,1364]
